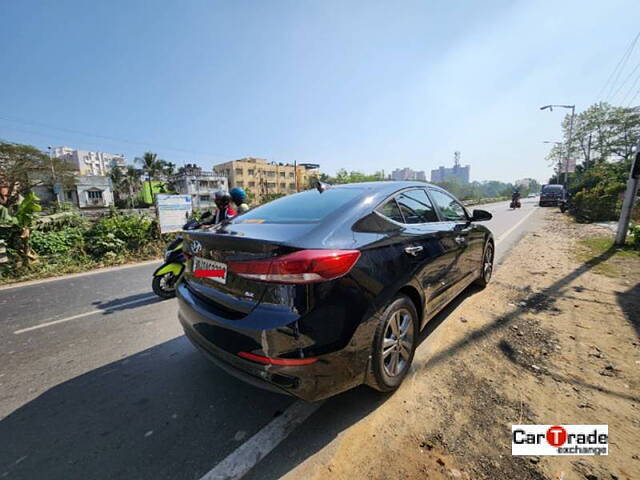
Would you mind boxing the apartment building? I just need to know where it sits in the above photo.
[170,164,228,210]
[51,146,126,176]
[390,167,426,181]
[212,157,319,202]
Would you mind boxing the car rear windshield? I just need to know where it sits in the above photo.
[235,187,365,224]
[542,185,564,192]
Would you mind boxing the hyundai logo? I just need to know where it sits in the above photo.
[190,240,203,255]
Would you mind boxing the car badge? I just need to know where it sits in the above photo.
[190,240,203,255]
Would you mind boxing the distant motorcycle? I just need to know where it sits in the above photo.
[509,198,521,209]
[151,213,214,299]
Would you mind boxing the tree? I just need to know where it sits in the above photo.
[547,103,640,174]
[0,141,75,207]
[135,152,165,204]
[0,191,42,265]
[122,166,143,208]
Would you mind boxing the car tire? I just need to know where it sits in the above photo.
[474,240,494,288]
[367,294,418,393]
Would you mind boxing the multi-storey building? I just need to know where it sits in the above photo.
[212,157,319,202]
[390,167,426,181]
[51,146,126,176]
[430,153,470,184]
[170,164,228,210]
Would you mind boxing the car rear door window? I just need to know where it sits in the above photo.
[429,189,467,222]
[377,198,404,223]
[395,189,439,224]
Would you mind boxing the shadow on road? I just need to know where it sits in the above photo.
[91,292,162,313]
[497,339,639,403]
[616,281,640,337]
[0,337,293,480]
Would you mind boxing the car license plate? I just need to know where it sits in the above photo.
[192,256,227,284]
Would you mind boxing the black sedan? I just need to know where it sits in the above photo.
[176,182,493,401]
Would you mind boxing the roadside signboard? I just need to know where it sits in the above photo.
[560,158,576,173]
[156,194,192,233]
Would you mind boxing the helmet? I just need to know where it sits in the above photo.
[229,187,246,204]
[215,191,231,206]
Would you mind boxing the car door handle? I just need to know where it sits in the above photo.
[404,245,424,256]
[454,236,466,244]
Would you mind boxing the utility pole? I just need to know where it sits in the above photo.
[47,146,61,206]
[615,140,640,245]
[563,105,576,187]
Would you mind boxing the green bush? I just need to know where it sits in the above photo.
[571,183,625,222]
[84,213,155,257]
[31,227,85,256]
[630,224,640,250]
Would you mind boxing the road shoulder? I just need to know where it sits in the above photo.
[260,210,639,480]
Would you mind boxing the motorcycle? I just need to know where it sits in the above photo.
[509,197,521,209]
[151,213,213,299]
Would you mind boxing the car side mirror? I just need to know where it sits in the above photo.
[471,209,492,221]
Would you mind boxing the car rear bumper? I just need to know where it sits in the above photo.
[176,282,368,402]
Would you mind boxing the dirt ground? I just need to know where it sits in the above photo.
[285,210,640,480]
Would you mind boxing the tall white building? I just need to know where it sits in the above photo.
[51,146,126,176]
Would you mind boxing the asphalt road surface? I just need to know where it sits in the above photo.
[0,198,543,480]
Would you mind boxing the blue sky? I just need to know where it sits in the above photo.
[1,0,640,183]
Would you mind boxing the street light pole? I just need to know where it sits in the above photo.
[540,104,576,187]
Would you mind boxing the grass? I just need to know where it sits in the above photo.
[0,243,164,285]
[575,235,640,277]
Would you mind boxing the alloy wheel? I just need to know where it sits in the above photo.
[483,244,494,283]
[382,308,414,377]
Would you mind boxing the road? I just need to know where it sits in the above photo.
[0,198,542,480]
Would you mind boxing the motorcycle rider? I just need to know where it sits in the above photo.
[229,187,250,214]
[511,188,521,207]
[213,191,236,223]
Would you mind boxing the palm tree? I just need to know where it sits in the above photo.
[109,160,126,205]
[122,166,143,208]
[135,152,163,204]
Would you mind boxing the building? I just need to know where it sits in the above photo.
[212,157,319,202]
[390,168,426,181]
[170,164,228,210]
[51,146,126,176]
[29,169,115,209]
[515,178,532,189]
[430,152,470,184]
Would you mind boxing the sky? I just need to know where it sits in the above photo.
[1,0,640,184]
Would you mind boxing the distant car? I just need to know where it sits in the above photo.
[528,193,536,198]
[539,184,565,206]
[176,182,494,401]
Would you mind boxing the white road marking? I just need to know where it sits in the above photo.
[199,400,323,480]
[496,206,538,245]
[13,294,158,334]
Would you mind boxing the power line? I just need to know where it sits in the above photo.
[610,61,640,103]
[596,29,640,103]
[0,114,239,161]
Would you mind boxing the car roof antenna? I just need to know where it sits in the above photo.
[315,180,331,193]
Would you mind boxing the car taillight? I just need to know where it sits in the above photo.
[228,249,361,284]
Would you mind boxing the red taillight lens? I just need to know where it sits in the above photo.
[228,249,361,284]
[237,351,318,365]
